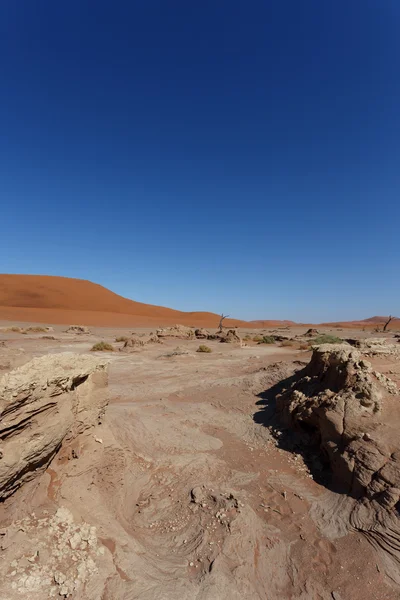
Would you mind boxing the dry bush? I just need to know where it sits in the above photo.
[91,341,114,352]
[258,336,275,344]
[26,326,47,333]
[281,339,295,347]
[197,344,212,353]
[115,336,129,342]
[298,342,311,350]
[5,326,25,333]
[253,335,263,342]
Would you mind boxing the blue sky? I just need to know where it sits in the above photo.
[0,1,399,322]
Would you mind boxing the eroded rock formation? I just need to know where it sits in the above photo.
[276,344,400,502]
[346,337,400,356]
[65,326,91,334]
[304,328,319,337]
[0,353,108,499]
[219,329,242,344]
[156,325,195,339]
[120,333,161,352]
[194,328,210,339]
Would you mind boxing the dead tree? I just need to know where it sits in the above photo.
[217,313,229,332]
[383,315,394,331]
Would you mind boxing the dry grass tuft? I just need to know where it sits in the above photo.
[197,344,212,353]
[91,341,114,352]
[258,336,275,344]
[298,342,311,350]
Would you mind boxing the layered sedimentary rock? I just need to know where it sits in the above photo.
[0,353,108,499]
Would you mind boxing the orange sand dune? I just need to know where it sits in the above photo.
[0,275,397,330]
[0,274,248,328]
[319,317,400,330]
[249,320,297,328]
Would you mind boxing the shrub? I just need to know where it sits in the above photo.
[298,342,311,350]
[258,336,275,344]
[197,344,212,353]
[115,336,129,342]
[253,335,264,342]
[91,341,114,352]
[312,334,342,345]
[26,326,47,333]
[243,334,252,341]
[281,339,294,346]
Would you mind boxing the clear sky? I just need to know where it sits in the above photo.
[0,1,399,322]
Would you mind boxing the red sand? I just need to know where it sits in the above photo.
[0,274,398,329]
[0,275,248,328]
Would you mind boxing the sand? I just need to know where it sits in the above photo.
[0,274,247,328]
[1,274,398,330]
[0,323,399,598]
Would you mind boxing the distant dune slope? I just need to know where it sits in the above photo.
[249,320,297,328]
[0,274,247,327]
[319,316,400,329]
[0,274,397,329]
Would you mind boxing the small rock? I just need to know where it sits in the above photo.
[27,551,38,563]
[54,507,74,525]
[54,571,66,584]
[69,532,82,550]
[59,584,70,597]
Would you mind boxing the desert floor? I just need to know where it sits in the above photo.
[1,323,399,599]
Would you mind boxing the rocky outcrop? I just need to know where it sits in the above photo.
[271,335,291,342]
[262,344,400,583]
[195,328,210,339]
[276,344,400,504]
[304,328,319,337]
[219,329,242,344]
[345,337,400,356]
[65,325,91,334]
[0,353,108,500]
[120,333,161,352]
[156,325,195,339]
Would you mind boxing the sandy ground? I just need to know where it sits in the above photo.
[1,324,400,599]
